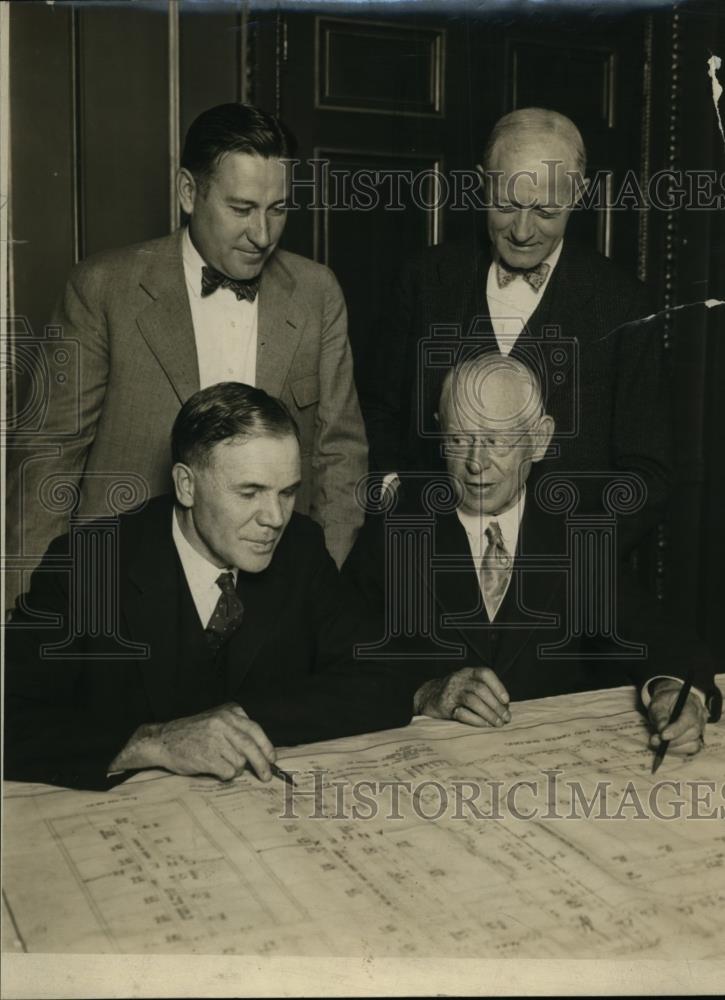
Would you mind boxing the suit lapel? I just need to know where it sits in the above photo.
[224,552,295,693]
[541,239,596,327]
[493,501,564,677]
[421,243,497,425]
[429,510,492,666]
[121,498,187,720]
[436,239,493,338]
[136,230,200,404]
[134,236,314,404]
[508,241,592,417]
[256,252,307,397]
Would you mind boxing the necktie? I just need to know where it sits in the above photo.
[205,572,245,648]
[495,259,550,293]
[480,521,513,621]
[201,264,260,302]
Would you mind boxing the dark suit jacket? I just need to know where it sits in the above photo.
[343,476,720,711]
[4,496,413,791]
[6,231,367,601]
[363,238,671,550]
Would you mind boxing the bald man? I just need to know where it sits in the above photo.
[346,354,720,754]
[364,108,670,555]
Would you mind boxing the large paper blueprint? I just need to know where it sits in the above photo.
[3,684,724,957]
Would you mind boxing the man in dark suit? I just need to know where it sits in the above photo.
[347,354,719,750]
[364,107,669,554]
[5,383,411,792]
[6,103,366,615]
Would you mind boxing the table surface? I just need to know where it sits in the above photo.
[3,680,725,960]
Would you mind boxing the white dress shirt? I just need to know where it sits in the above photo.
[182,228,258,389]
[172,507,237,629]
[456,489,526,621]
[485,240,564,355]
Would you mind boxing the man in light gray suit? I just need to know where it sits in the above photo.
[7,103,366,605]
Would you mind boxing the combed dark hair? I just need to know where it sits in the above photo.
[172,382,299,467]
[181,103,296,185]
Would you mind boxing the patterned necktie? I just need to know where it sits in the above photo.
[480,521,513,621]
[201,264,260,302]
[205,572,245,648]
[495,259,550,293]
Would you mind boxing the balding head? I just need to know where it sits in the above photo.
[438,354,554,516]
[440,354,543,433]
[482,107,586,176]
[477,109,586,270]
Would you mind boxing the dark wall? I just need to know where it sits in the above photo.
[9,0,248,352]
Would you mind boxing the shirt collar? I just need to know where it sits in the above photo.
[172,505,237,592]
[541,238,564,272]
[182,226,206,300]
[456,487,526,556]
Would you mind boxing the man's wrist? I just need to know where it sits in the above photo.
[643,676,706,709]
[107,722,163,775]
[414,678,442,716]
[413,680,432,715]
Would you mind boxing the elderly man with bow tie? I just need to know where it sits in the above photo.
[364,107,671,556]
[7,103,367,612]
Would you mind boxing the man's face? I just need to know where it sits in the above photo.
[484,134,579,269]
[444,417,535,517]
[175,433,301,573]
[441,368,544,517]
[178,152,288,280]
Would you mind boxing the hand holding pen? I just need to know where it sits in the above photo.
[648,677,707,772]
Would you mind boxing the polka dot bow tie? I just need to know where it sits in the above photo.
[201,264,260,303]
[495,260,550,293]
[205,572,245,648]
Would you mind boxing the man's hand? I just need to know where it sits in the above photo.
[648,681,707,756]
[109,703,276,781]
[414,667,511,727]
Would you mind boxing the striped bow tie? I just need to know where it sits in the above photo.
[201,264,260,302]
[495,260,550,293]
[480,520,513,621]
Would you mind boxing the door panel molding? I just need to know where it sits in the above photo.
[315,16,445,118]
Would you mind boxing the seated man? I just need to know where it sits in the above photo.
[4,383,412,791]
[345,354,721,754]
